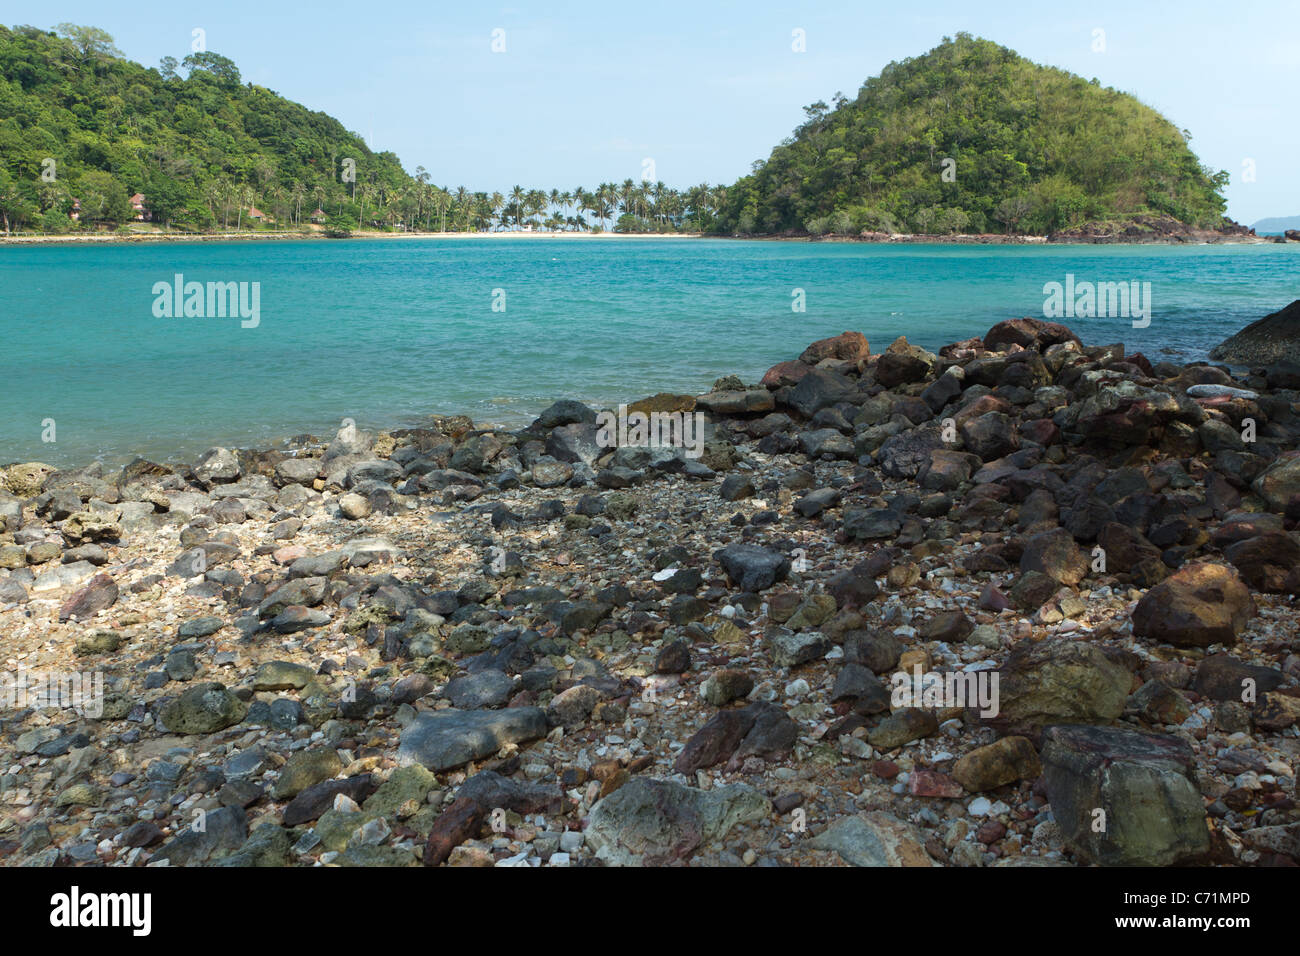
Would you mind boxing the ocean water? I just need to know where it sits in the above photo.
[1,237,1297,468]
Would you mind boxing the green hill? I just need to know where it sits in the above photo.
[714,33,1232,237]
[0,23,413,233]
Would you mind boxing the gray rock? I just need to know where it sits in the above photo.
[397,707,548,771]
[1041,724,1210,866]
[585,778,770,866]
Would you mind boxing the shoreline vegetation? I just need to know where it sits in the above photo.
[0,226,1279,247]
[3,317,1300,868]
[0,27,1284,251]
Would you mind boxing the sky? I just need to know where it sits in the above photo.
[8,0,1298,225]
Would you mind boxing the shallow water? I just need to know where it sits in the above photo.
[1,237,1296,467]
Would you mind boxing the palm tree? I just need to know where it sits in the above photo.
[489,191,505,230]
[434,188,451,232]
[508,185,525,229]
[454,186,471,231]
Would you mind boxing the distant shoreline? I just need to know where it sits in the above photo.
[0,229,1281,248]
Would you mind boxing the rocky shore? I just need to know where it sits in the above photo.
[3,317,1300,868]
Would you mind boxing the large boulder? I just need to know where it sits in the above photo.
[799,331,869,364]
[984,318,1082,352]
[585,778,770,866]
[989,639,1131,731]
[1131,563,1256,647]
[1041,725,1210,866]
[1252,454,1300,513]
[1209,299,1300,366]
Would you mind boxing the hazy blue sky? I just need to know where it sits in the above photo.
[16,1,1299,224]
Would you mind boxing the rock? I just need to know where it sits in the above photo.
[695,388,775,415]
[799,331,869,364]
[1223,533,1300,592]
[765,630,831,668]
[655,639,691,674]
[57,573,118,622]
[984,318,1081,352]
[868,709,939,749]
[1020,528,1087,586]
[210,824,294,867]
[1209,299,1300,367]
[444,669,515,709]
[338,492,371,520]
[1252,454,1300,513]
[843,630,902,673]
[951,736,1042,791]
[253,660,317,691]
[159,682,248,734]
[152,806,247,866]
[674,702,797,773]
[1041,724,1210,866]
[808,811,938,866]
[271,748,343,800]
[1131,563,1255,647]
[908,769,964,798]
[843,508,902,540]
[193,447,241,485]
[873,338,935,387]
[959,412,1019,461]
[423,797,485,866]
[918,609,974,643]
[1191,654,1284,702]
[715,543,790,592]
[397,707,548,771]
[547,685,603,726]
[786,368,858,418]
[585,778,770,866]
[282,776,378,826]
[700,669,754,706]
[991,640,1131,730]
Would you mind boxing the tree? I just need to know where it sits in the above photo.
[55,24,122,65]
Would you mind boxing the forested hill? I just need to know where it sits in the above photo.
[0,24,412,231]
[714,33,1233,237]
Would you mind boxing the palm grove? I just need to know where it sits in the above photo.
[0,26,1229,238]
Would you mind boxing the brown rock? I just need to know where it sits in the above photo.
[423,797,485,866]
[1131,563,1256,647]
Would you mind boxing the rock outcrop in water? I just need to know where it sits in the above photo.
[1210,299,1300,368]
[2,317,1299,868]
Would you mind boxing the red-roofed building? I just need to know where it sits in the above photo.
[129,193,151,221]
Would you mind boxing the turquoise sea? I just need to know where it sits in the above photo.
[1,237,1297,468]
